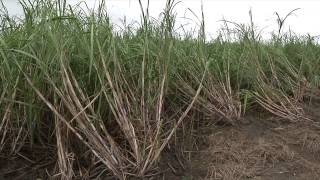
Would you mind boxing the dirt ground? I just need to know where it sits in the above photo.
[0,143,56,180]
[162,103,320,180]
[1,103,320,180]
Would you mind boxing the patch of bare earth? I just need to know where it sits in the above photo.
[162,104,320,180]
[0,146,55,180]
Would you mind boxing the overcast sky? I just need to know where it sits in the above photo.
[2,0,320,39]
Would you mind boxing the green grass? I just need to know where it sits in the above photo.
[0,0,319,179]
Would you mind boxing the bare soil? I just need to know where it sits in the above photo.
[162,103,320,180]
[0,146,55,180]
